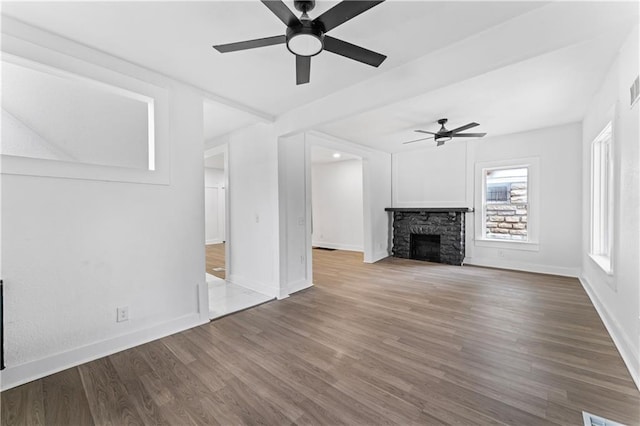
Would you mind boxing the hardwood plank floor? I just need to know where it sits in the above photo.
[206,243,225,279]
[3,249,639,425]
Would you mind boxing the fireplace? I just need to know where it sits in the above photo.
[410,234,441,262]
[385,207,472,266]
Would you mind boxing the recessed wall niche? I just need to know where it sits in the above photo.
[0,40,169,186]
[1,58,153,170]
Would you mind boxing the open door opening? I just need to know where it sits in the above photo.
[202,100,272,319]
[310,146,365,281]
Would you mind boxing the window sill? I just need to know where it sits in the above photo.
[589,254,613,275]
[474,238,539,252]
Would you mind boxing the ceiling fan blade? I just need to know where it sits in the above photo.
[449,122,479,133]
[402,136,434,144]
[213,35,286,53]
[315,1,385,33]
[414,130,438,135]
[296,55,311,85]
[260,0,300,27]
[452,133,487,138]
[323,36,386,67]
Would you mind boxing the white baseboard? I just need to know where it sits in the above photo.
[0,313,207,392]
[463,257,580,277]
[284,279,313,298]
[227,274,277,298]
[364,250,389,264]
[312,241,363,252]
[579,276,640,391]
[205,273,225,284]
[205,239,224,245]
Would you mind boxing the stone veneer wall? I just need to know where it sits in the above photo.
[485,182,528,240]
[392,211,465,265]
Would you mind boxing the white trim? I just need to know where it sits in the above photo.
[365,250,390,264]
[589,120,614,275]
[305,130,383,156]
[588,253,613,276]
[463,257,580,278]
[579,276,640,391]
[0,313,207,392]
[474,238,539,252]
[312,242,364,252]
[226,274,277,299]
[283,279,313,299]
[475,157,540,245]
[205,239,224,245]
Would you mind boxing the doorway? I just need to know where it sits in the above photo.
[310,146,365,266]
[203,144,272,320]
[204,153,226,279]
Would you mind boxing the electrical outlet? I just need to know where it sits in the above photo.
[117,306,129,322]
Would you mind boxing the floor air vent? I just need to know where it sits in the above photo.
[582,411,625,426]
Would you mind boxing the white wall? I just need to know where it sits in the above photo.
[0,24,208,390]
[312,159,364,252]
[204,167,225,244]
[393,122,583,277]
[393,141,468,208]
[226,123,281,297]
[580,26,639,389]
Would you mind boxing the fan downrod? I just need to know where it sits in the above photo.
[294,0,315,14]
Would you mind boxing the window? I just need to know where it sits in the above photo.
[590,122,613,273]
[482,167,529,241]
[475,157,539,250]
[486,184,510,202]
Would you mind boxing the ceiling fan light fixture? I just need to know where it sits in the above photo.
[286,24,324,57]
[435,135,452,144]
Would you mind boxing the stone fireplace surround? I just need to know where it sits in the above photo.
[385,207,472,266]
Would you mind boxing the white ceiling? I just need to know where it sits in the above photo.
[204,153,225,169]
[0,1,545,115]
[317,27,631,152]
[311,145,361,164]
[2,1,638,153]
[203,99,264,142]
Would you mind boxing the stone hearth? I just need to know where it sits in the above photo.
[385,208,471,266]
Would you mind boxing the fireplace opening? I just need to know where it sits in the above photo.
[410,234,441,262]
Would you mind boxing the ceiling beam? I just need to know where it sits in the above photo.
[274,1,638,137]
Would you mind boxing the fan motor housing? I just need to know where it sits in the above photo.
[294,0,315,13]
[286,20,325,57]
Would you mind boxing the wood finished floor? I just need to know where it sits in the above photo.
[3,249,639,425]
[206,243,226,280]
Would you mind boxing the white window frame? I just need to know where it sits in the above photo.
[589,122,614,274]
[474,157,540,251]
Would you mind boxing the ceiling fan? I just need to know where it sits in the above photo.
[403,118,487,146]
[213,0,387,85]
